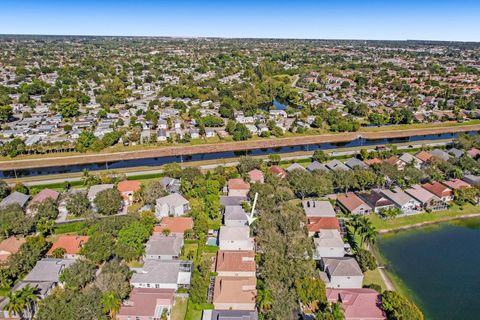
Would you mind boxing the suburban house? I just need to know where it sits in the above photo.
[414,150,432,164]
[87,184,114,204]
[302,200,336,217]
[462,174,480,186]
[467,148,480,159]
[306,217,340,236]
[307,161,329,172]
[213,276,257,310]
[117,288,175,320]
[384,156,406,170]
[326,288,386,320]
[144,234,184,260]
[345,157,368,170]
[224,205,249,227]
[404,185,447,211]
[326,160,350,171]
[47,235,89,259]
[337,192,373,215]
[155,193,189,218]
[220,196,247,207]
[268,165,286,178]
[248,169,264,184]
[227,179,250,197]
[286,163,307,172]
[29,189,59,206]
[160,177,181,194]
[130,259,193,290]
[442,179,471,190]
[219,226,254,251]
[380,188,421,214]
[430,149,451,161]
[202,310,258,320]
[153,217,194,236]
[0,237,25,262]
[364,158,383,166]
[117,180,141,206]
[215,250,256,277]
[421,181,454,202]
[20,258,75,295]
[357,190,395,213]
[0,191,29,209]
[320,257,364,289]
[314,229,345,259]
[399,153,422,169]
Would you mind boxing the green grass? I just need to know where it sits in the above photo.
[181,242,199,260]
[358,119,480,132]
[54,221,86,234]
[363,268,387,292]
[370,204,480,231]
[171,297,189,320]
[185,301,205,320]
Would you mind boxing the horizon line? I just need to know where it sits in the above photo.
[1,33,479,44]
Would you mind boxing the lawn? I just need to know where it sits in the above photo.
[363,268,387,292]
[185,301,204,320]
[370,204,480,232]
[171,296,189,320]
[181,242,199,261]
[358,119,480,132]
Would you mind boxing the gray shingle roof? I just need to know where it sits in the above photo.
[131,260,183,284]
[345,158,368,169]
[302,200,336,217]
[156,193,189,207]
[323,257,363,277]
[224,205,248,222]
[23,258,76,282]
[307,161,328,172]
[286,163,307,172]
[145,235,183,257]
[206,310,259,320]
[220,196,247,206]
[0,191,29,208]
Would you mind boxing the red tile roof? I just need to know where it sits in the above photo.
[468,148,480,158]
[118,288,175,317]
[415,150,432,162]
[307,217,340,233]
[421,181,452,198]
[154,217,194,235]
[337,192,369,212]
[365,158,383,166]
[30,189,60,204]
[442,179,471,190]
[248,169,264,183]
[47,235,89,255]
[117,180,142,193]
[326,288,385,320]
[0,237,25,262]
[269,165,286,178]
[216,250,256,273]
[228,178,250,190]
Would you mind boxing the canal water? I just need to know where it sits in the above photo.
[2,131,478,178]
[378,218,480,320]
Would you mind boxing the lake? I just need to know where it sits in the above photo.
[378,218,480,320]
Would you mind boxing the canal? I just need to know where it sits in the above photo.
[377,218,480,320]
[2,130,478,178]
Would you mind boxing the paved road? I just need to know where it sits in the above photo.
[378,266,395,291]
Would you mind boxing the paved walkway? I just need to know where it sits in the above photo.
[377,266,395,291]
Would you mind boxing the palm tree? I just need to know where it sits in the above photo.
[348,215,378,248]
[19,285,39,319]
[102,291,121,319]
[256,287,273,313]
[5,285,38,319]
[5,291,25,319]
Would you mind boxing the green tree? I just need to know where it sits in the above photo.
[141,180,167,205]
[101,291,121,320]
[115,221,151,261]
[237,156,263,176]
[0,180,10,199]
[381,291,424,320]
[355,248,377,272]
[0,105,12,122]
[50,247,66,259]
[66,191,90,217]
[59,260,96,290]
[312,150,328,163]
[295,277,327,312]
[57,98,80,118]
[80,232,115,264]
[232,123,252,141]
[95,259,132,299]
[31,198,58,220]
[94,188,122,215]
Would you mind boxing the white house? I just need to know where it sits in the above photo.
[320,257,364,289]
[219,226,254,251]
[314,229,345,259]
[155,193,189,218]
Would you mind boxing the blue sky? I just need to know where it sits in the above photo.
[1,0,479,41]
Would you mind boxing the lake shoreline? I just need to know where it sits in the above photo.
[378,212,480,234]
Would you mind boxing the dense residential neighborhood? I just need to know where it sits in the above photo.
[0,36,479,159]
[0,130,480,319]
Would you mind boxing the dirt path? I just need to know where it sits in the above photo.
[377,266,395,291]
